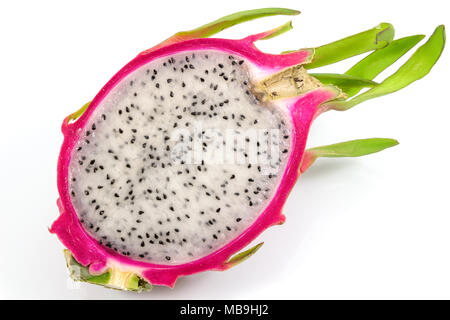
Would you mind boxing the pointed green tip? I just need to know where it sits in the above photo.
[390,139,399,146]
[223,242,264,269]
[437,24,446,43]
[177,8,300,39]
[417,34,427,41]
[301,138,398,173]
[260,20,294,40]
[148,8,301,52]
[308,138,399,158]
[67,101,90,124]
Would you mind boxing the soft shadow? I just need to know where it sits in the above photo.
[299,159,356,182]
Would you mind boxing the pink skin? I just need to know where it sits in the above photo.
[50,33,338,287]
[299,151,317,174]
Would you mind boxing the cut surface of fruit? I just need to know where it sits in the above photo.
[69,50,292,264]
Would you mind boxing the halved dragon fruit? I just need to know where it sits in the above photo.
[51,8,445,291]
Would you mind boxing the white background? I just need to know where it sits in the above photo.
[0,0,449,299]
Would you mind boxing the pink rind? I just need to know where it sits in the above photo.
[51,36,336,287]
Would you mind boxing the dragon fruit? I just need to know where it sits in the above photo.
[50,8,445,291]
